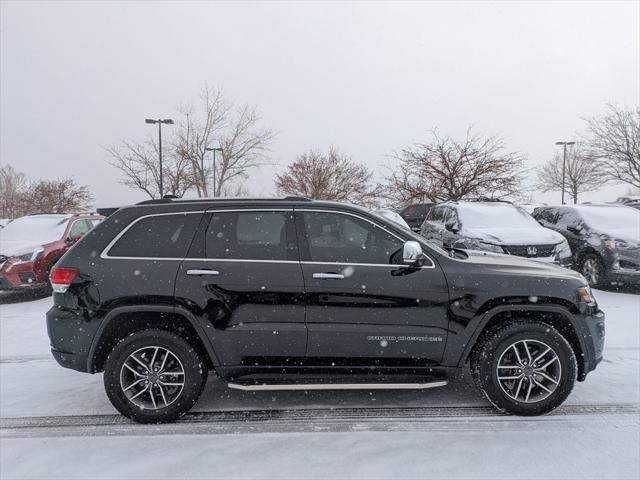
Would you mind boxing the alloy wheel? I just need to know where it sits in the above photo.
[120,346,185,410]
[496,339,561,403]
[582,257,600,285]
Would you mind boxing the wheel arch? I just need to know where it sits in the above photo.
[461,305,588,381]
[88,305,219,374]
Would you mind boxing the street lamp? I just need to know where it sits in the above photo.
[555,141,575,205]
[204,146,223,196]
[145,118,174,197]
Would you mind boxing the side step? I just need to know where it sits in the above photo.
[228,380,448,392]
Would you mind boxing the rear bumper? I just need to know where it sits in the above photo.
[46,305,99,373]
[50,348,89,372]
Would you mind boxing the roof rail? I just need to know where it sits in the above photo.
[283,196,312,201]
[135,196,313,205]
[463,197,512,204]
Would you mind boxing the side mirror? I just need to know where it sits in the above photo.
[444,219,460,233]
[566,225,583,235]
[402,241,426,267]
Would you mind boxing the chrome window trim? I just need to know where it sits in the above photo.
[101,209,293,260]
[100,211,206,260]
[100,207,436,269]
[296,208,436,269]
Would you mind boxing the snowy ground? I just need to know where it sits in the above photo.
[0,289,638,479]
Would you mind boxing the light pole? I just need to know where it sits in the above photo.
[204,146,223,196]
[145,118,174,197]
[555,141,575,204]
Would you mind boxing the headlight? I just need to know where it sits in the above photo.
[606,239,629,250]
[554,239,571,257]
[10,247,44,264]
[578,285,596,305]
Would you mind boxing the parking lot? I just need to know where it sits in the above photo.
[1,287,638,479]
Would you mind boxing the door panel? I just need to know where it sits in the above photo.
[297,210,449,364]
[174,210,306,366]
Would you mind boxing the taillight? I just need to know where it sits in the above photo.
[50,267,79,293]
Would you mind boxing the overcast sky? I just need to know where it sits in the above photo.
[1,0,638,208]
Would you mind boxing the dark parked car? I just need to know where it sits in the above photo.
[420,201,572,267]
[0,213,103,291]
[533,204,640,287]
[399,203,434,232]
[47,197,604,423]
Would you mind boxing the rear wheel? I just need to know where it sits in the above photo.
[103,329,208,423]
[580,253,607,287]
[471,320,577,416]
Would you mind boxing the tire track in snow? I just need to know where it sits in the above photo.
[2,403,638,438]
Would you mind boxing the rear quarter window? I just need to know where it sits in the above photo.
[106,212,202,258]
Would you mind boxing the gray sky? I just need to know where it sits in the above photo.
[1,0,639,208]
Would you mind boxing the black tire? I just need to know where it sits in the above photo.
[103,329,208,423]
[471,320,577,416]
[580,253,607,287]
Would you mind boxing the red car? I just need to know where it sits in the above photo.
[0,213,103,291]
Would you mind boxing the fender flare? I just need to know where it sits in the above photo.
[456,304,589,369]
[86,305,221,373]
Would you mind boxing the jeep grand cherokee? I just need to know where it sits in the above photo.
[46,197,605,423]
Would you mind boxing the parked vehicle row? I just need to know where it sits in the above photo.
[396,198,639,288]
[47,197,604,423]
[533,204,640,287]
[0,213,103,291]
[419,201,573,267]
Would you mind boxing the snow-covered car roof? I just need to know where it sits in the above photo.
[372,209,411,230]
[0,215,71,246]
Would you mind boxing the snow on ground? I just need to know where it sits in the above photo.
[0,289,638,479]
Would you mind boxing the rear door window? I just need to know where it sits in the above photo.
[107,213,202,258]
[205,211,295,261]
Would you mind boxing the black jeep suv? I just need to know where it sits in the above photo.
[47,197,605,423]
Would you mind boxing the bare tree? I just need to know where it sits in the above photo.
[275,147,381,207]
[106,138,194,200]
[21,178,93,214]
[174,86,230,197]
[175,87,275,197]
[0,165,28,218]
[583,105,640,189]
[536,144,605,204]
[384,130,524,205]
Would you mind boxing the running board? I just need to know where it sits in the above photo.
[227,380,448,391]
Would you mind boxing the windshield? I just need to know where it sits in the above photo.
[458,203,539,229]
[579,207,640,235]
[0,216,68,244]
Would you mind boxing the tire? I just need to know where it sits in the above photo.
[471,320,577,416]
[580,253,607,287]
[103,329,208,423]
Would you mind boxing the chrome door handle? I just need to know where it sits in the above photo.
[187,269,219,276]
[313,273,345,280]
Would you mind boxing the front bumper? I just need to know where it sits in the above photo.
[0,261,47,289]
[580,308,605,379]
[607,268,640,285]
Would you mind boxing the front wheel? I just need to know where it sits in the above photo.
[580,253,607,287]
[103,329,208,423]
[471,320,577,416]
